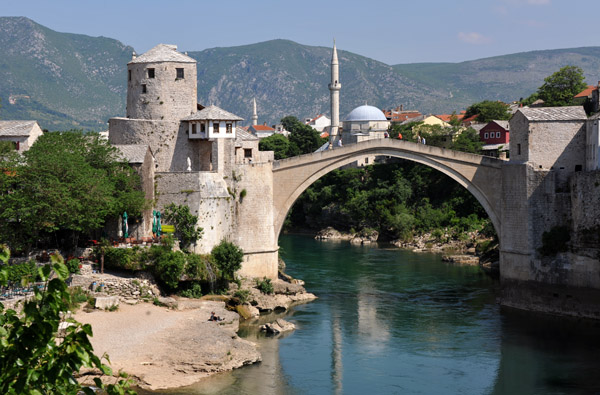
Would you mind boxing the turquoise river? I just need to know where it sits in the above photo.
[146,234,600,395]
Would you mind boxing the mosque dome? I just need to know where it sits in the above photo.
[344,105,387,122]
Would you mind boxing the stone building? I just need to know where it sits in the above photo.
[107,44,277,277]
[501,105,600,314]
[0,120,43,153]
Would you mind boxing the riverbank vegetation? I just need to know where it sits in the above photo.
[95,237,243,296]
[0,131,147,254]
[0,245,134,394]
[286,160,496,244]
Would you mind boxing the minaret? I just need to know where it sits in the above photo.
[252,98,258,126]
[328,40,341,149]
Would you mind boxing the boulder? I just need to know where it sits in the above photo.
[95,296,119,310]
[260,318,295,334]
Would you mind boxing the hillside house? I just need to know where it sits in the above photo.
[305,114,331,132]
[249,124,276,139]
[0,120,43,153]
[574,82,600,113]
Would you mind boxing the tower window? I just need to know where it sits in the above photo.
[191,123,197,134]
[142,84,147,93]
[517,143,521,155]
[200,123,206,133]
[128,70,131,81]
[148,68,155,78]
[244,149,252,158]
[226,123,232,133]
[213,122,220,134]
[176,68,184,79]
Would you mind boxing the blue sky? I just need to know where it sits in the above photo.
[3,0,599,64]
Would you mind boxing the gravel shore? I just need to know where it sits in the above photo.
[74,301,260,390]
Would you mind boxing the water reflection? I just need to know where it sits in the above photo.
[141,235,600,395]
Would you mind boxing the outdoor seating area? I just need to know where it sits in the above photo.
[0,282,45,301]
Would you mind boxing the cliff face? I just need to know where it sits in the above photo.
[2,17,600,131]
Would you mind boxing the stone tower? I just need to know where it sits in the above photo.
[126,44,197,120]
[328,40,341,148]
[252,97,258,126]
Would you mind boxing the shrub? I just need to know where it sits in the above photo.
[255,277,274,295]
[185,253,210,280]
[179,281,202,298]
[101,247,142,271]
[153,250,186,291]
[233,289,251,304]
[163,203,203,250]
[239,189,247,203]
[3,260,39,283]
[66,258,80,274]
[211,240,243,281]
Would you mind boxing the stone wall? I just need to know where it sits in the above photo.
[70,271,161,302]
[127,61,197,121]
[155,171,235,254]
[231,162,278,279]
[500,163,600,318]
[109,118,212,172]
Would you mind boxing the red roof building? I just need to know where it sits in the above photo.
[479,120,509,145]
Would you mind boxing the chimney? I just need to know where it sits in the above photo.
[400,104,404,111]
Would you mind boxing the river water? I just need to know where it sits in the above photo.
[149,234,600,395]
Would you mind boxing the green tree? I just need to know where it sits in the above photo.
[536,65,587,107]
[163,203,203,250]
[464,101,511,122]
[0,246,135,394]
[281,116,327,156]
[211,240,244,281]
[0,131,147,252]
[451,128,484,154]
[259,133,290,159]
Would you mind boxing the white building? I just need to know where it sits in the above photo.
[0,120,43,153]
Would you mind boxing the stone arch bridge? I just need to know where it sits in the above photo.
[271,139,504,239]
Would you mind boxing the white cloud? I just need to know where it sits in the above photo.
[458,32,491,45]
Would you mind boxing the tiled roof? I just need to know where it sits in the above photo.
[129,44,196,64]
[461,115,478,123]
[518,106,587,121]
[436,113,465,122]
[251,124,275,131]
[574,85,597,98]
[0,120,38,137]
[235,127,258,141]
[113,145,150,164]
[182,105,243,121]
[320,131,329,138]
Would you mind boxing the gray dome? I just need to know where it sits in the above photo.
[345,105,387,122]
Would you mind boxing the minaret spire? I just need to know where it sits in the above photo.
[328,39,341,149]
[252,97,258,126]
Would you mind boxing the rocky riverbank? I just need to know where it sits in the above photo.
[314,226,499,269]
[72,268,316,390]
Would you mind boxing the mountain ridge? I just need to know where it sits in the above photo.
[0,17,599,130]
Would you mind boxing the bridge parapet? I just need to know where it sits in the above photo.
[272,139,504,239]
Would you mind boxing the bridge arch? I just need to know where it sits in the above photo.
[271,139,503,240]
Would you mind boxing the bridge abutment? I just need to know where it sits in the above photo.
[500,163,600,318]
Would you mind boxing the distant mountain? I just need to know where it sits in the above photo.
[393,48,600,111]
[1,17,599,130]
[0,17,131,130]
